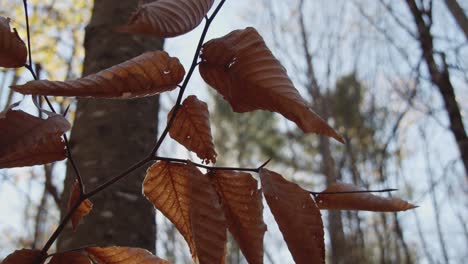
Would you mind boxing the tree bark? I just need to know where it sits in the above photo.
[58,0,163,252]
[406,0,468,180]
[444,0,468,39]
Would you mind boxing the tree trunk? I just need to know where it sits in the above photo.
[405,0,468,180]
[58,0,163,252]
[444,0,468,39]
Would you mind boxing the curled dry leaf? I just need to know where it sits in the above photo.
[0,105,71,168]
[86,247,169,264]
[144,162,226,263]
[260,169,325,264]
[315,182,417,212]
[68,181,93,231]
[48,252,90,264]
[11,51,185,99]
[121,0,215,37]
[168,95,217,164]
[209,171,266,264]
[1,249,42,264]
[0,16,27,68]
[199,27,344,143]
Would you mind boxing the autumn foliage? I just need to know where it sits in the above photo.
[0,0,416,263]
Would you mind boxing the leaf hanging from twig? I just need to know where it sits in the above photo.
[0,104,71,169]
[11,51,185,99]
[1,249,42,264]
[86,247,169,264]
[168,95,217,164]
[199,27,343,143]
[48,252,90,264]
[121,0,215,37]
[144,161,227,263]
[68,181,93,231]
[315,182,417,212]
[260,169,325,264]
[209,171,266,264]
[0,17,27,68]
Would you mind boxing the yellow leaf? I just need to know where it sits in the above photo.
[86,247,169,264]
[68,181,93,231]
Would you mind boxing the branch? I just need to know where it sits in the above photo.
[154,156,271,173]
[310,188,398,196]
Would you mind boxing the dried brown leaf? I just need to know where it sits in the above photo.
[1,249,42,264]
[0,105,71,168]
[121,0,215,37]
[86,247,169,264]
[260,169,325,264]
[48,252,90,264]
[168,95,217,164]
[144,161,227,263]
[199,27,343,143]
[11,51,185,99]
[0,17,27,68]
[315,182,417,212]
[68,181,93,231]
[209,171,266,264]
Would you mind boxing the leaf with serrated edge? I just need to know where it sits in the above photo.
[260,169,325,264]
[11,51,185,99]
[48,252,90,264]
[86,247,169,264]
[144,161,227,263]
[0,16,27,68]
[68,181,93,231]
[0,106,71,169]
[209,171,266,264]
[169,95,217,164]
[199,27,343,143]
[2,249,42,264]
[121,0,215,38]
[315,182,417,212]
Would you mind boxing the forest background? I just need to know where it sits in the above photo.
[0,0,467,263]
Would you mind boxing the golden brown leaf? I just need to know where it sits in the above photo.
[144,161,227,263]
[68,181,93,231]
[0,17,27,68]
[315,182,417,212]
[0,105,71,168]
[121,0,215,38]
[168,95,217,164]
[260,169,325,264]
[209,171,266,264]
[1,249,42,264]
[86,247,169,264]
[48,252,90,264]
[199,27,343,143]
[11,51,185,99]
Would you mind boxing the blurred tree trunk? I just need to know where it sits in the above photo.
[58,0,163,252]
[297,1,346,263]
[405,0,468,180]
[444,0,468,39]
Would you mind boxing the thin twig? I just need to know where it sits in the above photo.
[154,156,269,173]
[38,1,228,260]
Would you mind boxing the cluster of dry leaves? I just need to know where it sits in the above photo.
[0,0,416,263]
